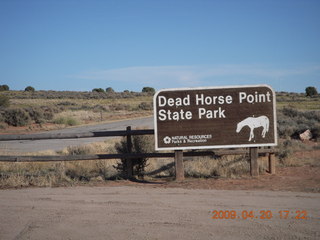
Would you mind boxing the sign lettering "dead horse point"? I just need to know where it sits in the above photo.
[154,85,277,150]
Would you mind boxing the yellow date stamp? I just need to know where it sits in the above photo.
[211,210,308,220]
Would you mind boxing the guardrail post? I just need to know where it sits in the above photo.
[174,150,185,181]
[126,126,133,179]
[250,147,259,177]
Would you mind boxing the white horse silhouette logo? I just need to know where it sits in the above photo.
[236,116,270,141]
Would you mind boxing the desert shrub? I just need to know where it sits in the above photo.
[300,110,320,122]
[277,111,297,138]
[42,109,54,120]
[0,95,10,108]
[62,157,106,182]
[278,139,294,161]
[65,165,91,181]
[53,105,65,113]
[0,111,7,129]
[4,108,31,126]
[114,134,154,178]
[54,117,78,126]
[78,104,91,110]
[95,160,119,180]
[21,106,54,123]
[66,118,78,126]
[40,106,60,120]
[25,107,45,124]
[138,102,153,110]
[0,112,4,122]
[276,139,312,166]
[311,126,320,141]
[109,103,131,111]
[65,145,93,155]
[57,101,76,106]
[25,86,35,92]
[93,104,109,112]
[282,107,299,118]
[53,117,64,125]
[277,108,320,139]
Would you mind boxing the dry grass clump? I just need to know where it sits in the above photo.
[144,155,254,179]
[53,116,79,126]
[145,158,175,177]
[145,154,270,179]
[184,155,252,179]
[0,139,122,188]
[277,139,319,167]
[57,140,121,181]
[0,158,121,188]
[0,162,68,188]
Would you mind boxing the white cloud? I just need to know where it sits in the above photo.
[71,66,202,88]
[69,64,320,91]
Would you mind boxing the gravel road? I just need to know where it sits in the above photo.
[0,186,319,240]
[0,117,153,153]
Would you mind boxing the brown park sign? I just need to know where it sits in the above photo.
[154,85,277,150]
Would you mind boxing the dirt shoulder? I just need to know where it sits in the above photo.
[1,184,319,240]
[56,165,319,193]
[1,166,319,239]
[161,166,320,192]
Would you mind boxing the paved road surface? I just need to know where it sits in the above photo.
[0,186,319,240]
[0,117,153,153]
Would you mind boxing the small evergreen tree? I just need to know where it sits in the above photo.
[106,87,115,93]
[0,85,9,91]
[305,86,318,97]
[114,134,154,178]
[92,88,105,93]
[142,87,155,94]
[25,86,35,92]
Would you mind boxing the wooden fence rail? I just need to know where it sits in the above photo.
[0,149,276,163]
[0,129,154,141]
[0,126,277,180]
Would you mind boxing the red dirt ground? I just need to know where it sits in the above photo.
[85,165,320,193]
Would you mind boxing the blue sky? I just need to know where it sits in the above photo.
[0,0,319,93]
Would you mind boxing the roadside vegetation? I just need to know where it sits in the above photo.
[0,88,154,131]
[0,86,319,188]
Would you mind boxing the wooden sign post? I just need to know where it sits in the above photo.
[154,85,277,179]
[174,150,185,181]
[250,147,259,177]
[126,126,133,179]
